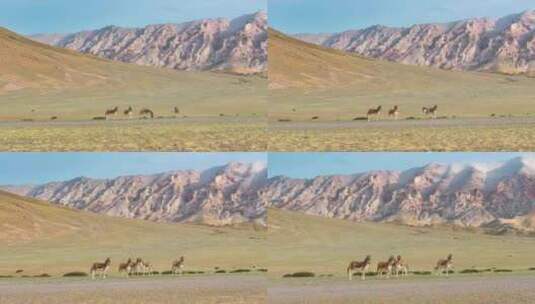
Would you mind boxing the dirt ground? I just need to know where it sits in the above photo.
[268,274,535,304]
[0,275,266,304]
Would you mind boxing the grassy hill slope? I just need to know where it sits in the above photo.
[0,27,266,120]
[267,209,535,275]
[0,191,266,275]
[269,29,535,120]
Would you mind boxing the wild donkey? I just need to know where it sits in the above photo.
[172,256,185,275]
[388,105,399,120]
[367,106,382,121]
[118,258,133,277]
[434,254,454,275]
[376,255,396,278]
[105,107,119,119]
[90,258,111,279]
[347,255,371,280]
[422,105,438,119]
[393,255,409,277]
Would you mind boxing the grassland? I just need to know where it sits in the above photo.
[269,29,535,121]
[0,27,266,121]
[0,191,267,276]
[0,27,266,151]
[266,209,535,276]
[268,117,535,151]
[0,118,267,151]
[268,29,535,151]
[267,209,535,303]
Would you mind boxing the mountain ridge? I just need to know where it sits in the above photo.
[31,11,267,74]
[294,10,535,75]
[3,159,535,232]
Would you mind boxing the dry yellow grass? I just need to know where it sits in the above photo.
[0,119,267,151]
[268,120,535,151]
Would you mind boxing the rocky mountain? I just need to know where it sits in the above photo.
[4,162,267,226]
[4,158,535,232]
[262,157,535,233]
[31,11,267,74]
[295,10,535,75]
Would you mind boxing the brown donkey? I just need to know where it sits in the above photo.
[376,255,396,278]
[90,257,111,279]
[124,106,133,118]
[140,108,154,119]
[388,105,399,120]
[434,254,453,275]
[393,255,409,277]
[422,105,438,119]
[118,258,133,277]
[171,256,185,275]
[367,106,382,121]
[105,107,119,119]
[347,255,371,280]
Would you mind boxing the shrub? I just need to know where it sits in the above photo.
[494,269,513,273]
[528,267,535,271]
[34,273,51,278]
[283,272,315,278]
[0,275,14,278]
[215,270,227,274]
[93,116,106,120]
[411,271,432,275]
[460,269,481,274]
[161,270,173,275]
[256,269,268,272]
[278,119,291,122]
[311,116,319,120]
[63,272,88,277]
[230,269,251,273]
[353,117,367,121]
[151,271,160,275]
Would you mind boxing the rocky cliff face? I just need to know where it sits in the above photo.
[296,10,535,75]
[262,157,535,231]
[7,163,267,226]
[31,11,267,74]
[4,158,535,232]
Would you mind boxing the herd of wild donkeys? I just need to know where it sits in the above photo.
[366,105,439,121]
[90,254,454,281]
[347,254,453,280]
[90,256,184,280]
[36,105,438,121]
[103,106,181,120]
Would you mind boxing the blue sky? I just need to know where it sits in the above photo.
[0,0,266,35]
[0,153,266,185]
[269,0,534,34]
[268,153,531,178]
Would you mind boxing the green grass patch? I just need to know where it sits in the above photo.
[283,272,315,278]
[230,269,251,273]
[63,271,88,277]
[494,269,513,273]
